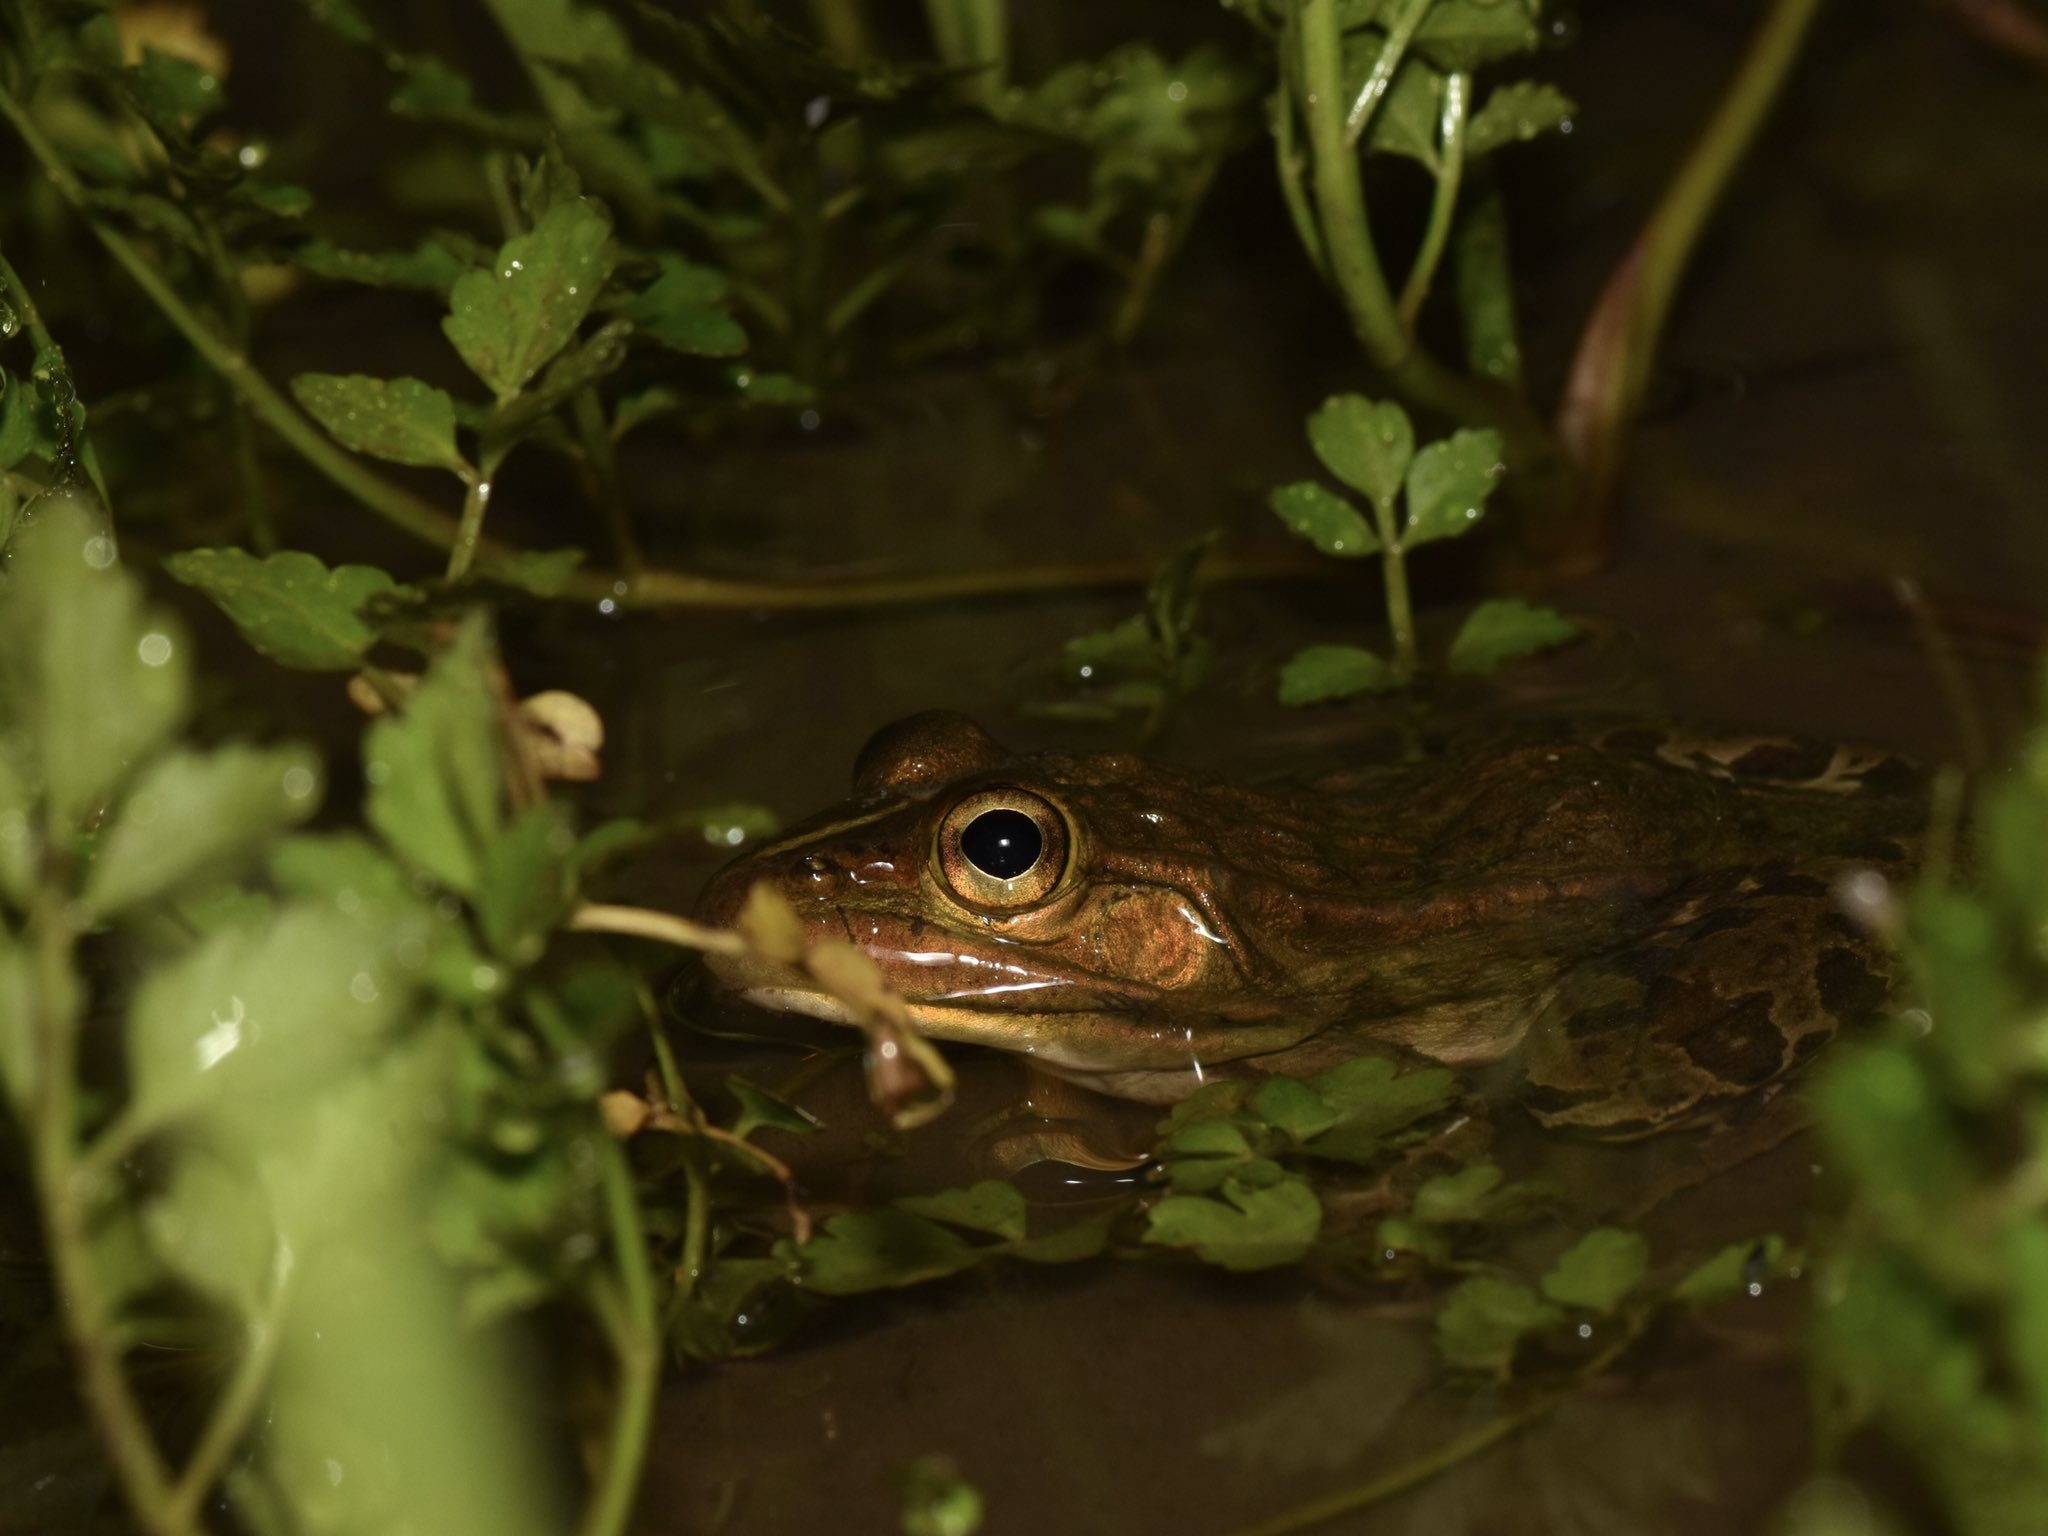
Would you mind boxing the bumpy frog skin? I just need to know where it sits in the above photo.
[694,712,1920,1131]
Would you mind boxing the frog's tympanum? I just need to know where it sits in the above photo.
[695,712,1919,1135]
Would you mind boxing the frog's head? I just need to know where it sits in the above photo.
[694,712,1324,1083]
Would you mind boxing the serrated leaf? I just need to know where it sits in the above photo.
[1446,598,1580,677]
[290,374,464,470]
[1279,645,1397,705]
[163,548,409,672]
[83,745,323,918]
[727,1077,820,1140]
[443,201,615,399]
[1402,427,1503,548]
[0,500,186,828]
[1413,1163,1503,1224]
[1269,482,1378,557]
[790,1209,981,1294]
[1143,1176,1321,1271]
[1436,1275,1561,1373]
[1466,81,1575,158]
[1540,1227,1647,1315]
[625,255,745,357]
[1307,394,1414,507]
[364,615,502,897]
[896,1181,1027,1243]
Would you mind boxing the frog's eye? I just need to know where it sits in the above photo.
[935,787,1070,909]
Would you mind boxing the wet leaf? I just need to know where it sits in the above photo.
[1306,394,1413,508]
[290,374,464,470]
[1446,598,1579,676]
[126,903,408,1133]
[1540,1227,1648,1315]
[164,548,409,671]
[669,1257,812,1362]
[293,236,468,295]
[1466,81,1575,157]
[1403,427,1502,548]
[1269,482,1378,557]
[1143,1175,1321,1271]
[1253,1075,1341,1141]
[1412,0,1543,71]
[727,1077,820,1140]
[1674,1234,1791,1306]
[443,201,616,400]
[1279,644,1397,704]
[789,1209,981,1295]
[364,614,502,897]
[83,745,323,918]
[0,502,187,828]
[897,1181,1027,1243]
[1435,1274,1561,1373]
[1413,1163,1503,1224]
[626,255,746,356]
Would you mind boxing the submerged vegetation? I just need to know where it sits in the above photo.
[0,0,2040,1533]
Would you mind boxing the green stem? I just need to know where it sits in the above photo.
[576,1138,660,1536]
[923,0,1007,106]
[1368,499,1417,682]
[1267,77,1328,283]
[166,1295,289,1528]
[572,389,642,576]
[28,886,201,1536]
[1291,1,1556,479]
[1397,70,1468,330]
[1110,153,1220,347]
[1226,1321,1646,1536]
[1343,0,1435,146]
[677,1158,711,1303]
[1555,0,1827,537]
[446,442,507,582]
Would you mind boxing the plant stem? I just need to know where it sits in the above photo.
[677,1159,712,1302]
[1291,1,1558,485]
[576,1137,659,1536]
[572,389,643,576]
[1343,0,1435,145]
[166,1298,288,1528]
[1267,81,1328,282]
[1397,70,1468,330]
[1555,0,1827,546]
[446,442,507,582]
[28,886,201,1536]
[923,0,1008,106]
[1369,498,1417,682]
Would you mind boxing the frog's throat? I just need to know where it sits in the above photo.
[733,984,1325,1075]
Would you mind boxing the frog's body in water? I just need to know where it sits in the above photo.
[695,712,1919,1135]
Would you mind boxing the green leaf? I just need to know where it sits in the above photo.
[1453,184,1523,387]
[1540,1227,1647,1315]
[143,1151,275,1318]
[896,1181,1028,1243]
[789,1209,981,1295]
[1674,1235,1791,1306]
[1402,427,1503,548]
[1300,1059,1459,1162]
[83,746,323,918]
[625,255,745,357]
[899,1454,984,1536]
[290,374,464,470]
[1279,645,1398,705]
[1010,1216,1114,1265]
[726,1077,820,1140]
[1413,1164,1503,1224]
[443,201,616,400]
[293,237,468,296]
[364,614,502,897]
[1375,1216,1450,1265]
[1251,1075,1341,1141]
[1307,394,1414,507]
[1466,81,1576,157]
[0,374,64,470]
[1436,1275,1561,1373]
[1445,598,1580,676]
[1363,57,1444,169]
[0,499,187,828]
[1411,0,1543,71]
[163,548,408,672]
[126,903,409,1133]
[1269,482,1378,558]
[1143,1176,1321,1271]
[474,547,585,595]
[128,47,223,131]
[473,804,572,964]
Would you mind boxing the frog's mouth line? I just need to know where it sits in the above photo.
[733,983,1322,1074]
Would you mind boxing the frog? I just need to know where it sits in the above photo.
[692,710,1920,1139]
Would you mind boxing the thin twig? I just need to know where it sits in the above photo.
[570,902,748,956]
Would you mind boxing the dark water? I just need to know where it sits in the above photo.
[576,4,2048,1535]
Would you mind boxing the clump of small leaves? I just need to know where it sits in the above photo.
[1805,678,2048,1535]
[1027,531,1217,734]
[1268,393,1578,702]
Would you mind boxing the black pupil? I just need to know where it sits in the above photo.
[960,808,1043,880]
